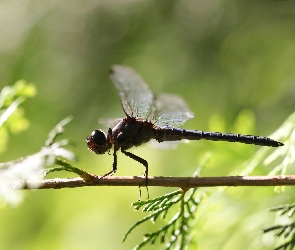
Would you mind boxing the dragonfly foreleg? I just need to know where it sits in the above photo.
[99,148,118,180]
[121,149,148,187]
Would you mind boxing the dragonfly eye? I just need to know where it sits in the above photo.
[86,129,109,154]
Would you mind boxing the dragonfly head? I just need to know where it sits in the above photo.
[86,129,111,154]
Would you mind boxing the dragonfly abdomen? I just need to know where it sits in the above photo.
[156,127,283,147]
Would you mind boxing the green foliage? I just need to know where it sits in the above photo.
[45,158,97,182]
[123,189,201,250]
[124,165,209,250]
[0,83,103,206]
[0,82,76,205]
[0,115,75,206]
[0,80,36,153]
[230,112,293,177]
[264,204,295,250]
[265,113,295,176]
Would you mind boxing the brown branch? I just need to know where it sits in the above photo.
[19,175,295,190]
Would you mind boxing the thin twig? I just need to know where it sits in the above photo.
[18,175,295,190]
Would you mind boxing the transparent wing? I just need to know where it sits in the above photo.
[110,65,154,119]
[150,93,194,127]
[98,118,122,128]
[149,139,180,149]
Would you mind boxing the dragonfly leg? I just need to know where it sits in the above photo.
[99,148,118,180]
[121,149,149,187]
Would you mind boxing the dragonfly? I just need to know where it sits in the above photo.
[86,65,283,185]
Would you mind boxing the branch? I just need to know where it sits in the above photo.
[18,175,295,190]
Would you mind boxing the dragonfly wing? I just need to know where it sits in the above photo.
[110,65,154,119]
[151,93,194,127]
[149,139,180,149]
[98,118,122,128]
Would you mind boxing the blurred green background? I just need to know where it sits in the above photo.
[1,0,295,249]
